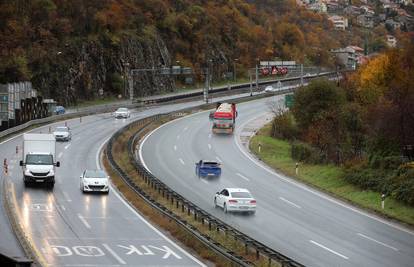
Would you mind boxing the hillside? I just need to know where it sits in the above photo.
[1,0,359,104]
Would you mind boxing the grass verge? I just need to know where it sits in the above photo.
[105,116,281,267]
[249,123,414,227]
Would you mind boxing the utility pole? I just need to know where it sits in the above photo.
[300,64,304,86]
[249,69,253,96]
[204,67,209,103]
[255,63,259,91]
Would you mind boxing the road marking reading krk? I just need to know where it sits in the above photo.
[50,244,182,260]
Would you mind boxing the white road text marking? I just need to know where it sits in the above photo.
[103,243,126,264]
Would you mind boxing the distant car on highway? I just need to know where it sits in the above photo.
[113,107,130,119]
[214,188,256,214]
[53,126,72,141]
[54,105,65,115]
[80,169,109,194]
[195,160,221,178]
[264,85,275,92]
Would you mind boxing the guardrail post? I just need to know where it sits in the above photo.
[181,203,184,213]
[194,211,197,221]
[208,221,211,230]
[176,199,179,209]
[16,146,18,154]
[187,205,191,216]
[268,257,272,267]
[256,250,260,260]
[245,244,248,255]
[49,126,51,133]
[80,116,82,123]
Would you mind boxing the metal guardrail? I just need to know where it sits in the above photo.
[106,93,307,266]
[137,72,338,105]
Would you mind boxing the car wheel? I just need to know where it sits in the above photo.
[224,203,228,213]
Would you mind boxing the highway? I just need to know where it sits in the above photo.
[0,99,227,267]
[140,95,414,267]
[0,90,267,266]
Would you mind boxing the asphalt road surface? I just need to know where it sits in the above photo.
[0,95,248,267]
[140,96,414,267]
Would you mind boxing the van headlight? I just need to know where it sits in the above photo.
[48,169,54,176]
[24,170,32,176]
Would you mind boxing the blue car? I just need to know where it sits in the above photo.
[195,160,221,178]
[54,106,65,115]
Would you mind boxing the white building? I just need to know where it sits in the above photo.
[329,15,349,30]
[386,35,397,47]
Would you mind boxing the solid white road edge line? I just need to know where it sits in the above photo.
[77,213,91,229]
[234,114,414,236]
[279,197,301,209]
[309,240,349,260]
[236,173,250,181]
[102,243,127,265]
[96,136,206,267]
[357,233,399,251]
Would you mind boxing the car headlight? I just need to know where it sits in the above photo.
[48,169,54,176]
[24,169,32,176]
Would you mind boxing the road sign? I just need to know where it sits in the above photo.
[285,94,294,108]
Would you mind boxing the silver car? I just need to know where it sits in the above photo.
[53,126,72,141]
[214,188,256,214]
[114,108,130,119]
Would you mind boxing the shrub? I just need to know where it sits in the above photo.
[291,141,324,164]
[270,111,298,140]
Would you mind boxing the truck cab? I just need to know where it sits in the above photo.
[195,160,221,178]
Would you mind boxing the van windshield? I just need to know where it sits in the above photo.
[26,155,53,165]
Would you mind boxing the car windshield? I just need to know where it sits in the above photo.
[230,192,252,198]
[26,155,53,165]
[117,108,127,112]
[203,162,219,167]
[84,170,107,178]
[55,127,68,132]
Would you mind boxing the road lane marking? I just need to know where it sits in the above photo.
[215,156,222,162]
[236,173,250,181]
[58,152,63,159]
[200,179,209,184]
[64,144,71,150]
[174,145,177,151]
[102,243,126,265]
[208,144,211,150]
[208,133,212,139]
[310,240,349,260]
[184,126,188,131]
[279,197,301,209]
[62,191,72,202]
[77,214,91,229]
[61,205,66,211]
[357,233,399,251]
[177,135,180,140]
[179,158,185,165]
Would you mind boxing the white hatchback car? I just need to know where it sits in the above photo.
[80,170,109,193]
[114,108,130,119]
[214,188,256,214]
[264,85,275,92]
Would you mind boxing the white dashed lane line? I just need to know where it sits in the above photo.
[357,233,399,251]
[208,144,211,150]
[310,240,349,260]
[179,158,185,165]
[78,213,91,229]
[174,145,177,151]
[58,152,63,159]
[64,144,71,150]
[236,173,250,181]
[279,197,301,209]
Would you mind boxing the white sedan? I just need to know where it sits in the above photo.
[80,170,109,193]
[264,85,275,92]
[214,188,256,214]
[53,126,72,141]
[114,107,130,118]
